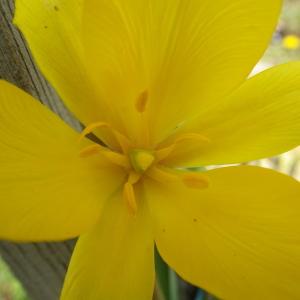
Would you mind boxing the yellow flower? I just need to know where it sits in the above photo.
[1,0,300,299]
[283,34,300,50]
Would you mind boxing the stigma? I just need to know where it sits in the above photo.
[129,149,155,173]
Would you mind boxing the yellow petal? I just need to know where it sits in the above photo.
[14,0,110,127]
[83,0,282,144]
[0,81,125,241]
[166,62,300,167]
[146,166,300,300]
[61,189,154,300]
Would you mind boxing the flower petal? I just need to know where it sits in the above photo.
[0,81,125,241]
[83,0,281,143]
[14,0,109,126]
[61,190,154,300]
[147,166,300,300]
[165,62,300,167]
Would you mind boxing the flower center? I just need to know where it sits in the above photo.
[129,149,155,173]
[78,121,211,215]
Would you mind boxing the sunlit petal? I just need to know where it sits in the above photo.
[83,0,281,143]
[61,190,154,300]
[14,0,110,127]
[147,166,300,299]
[165,62,300,167]
[0,81,125,241]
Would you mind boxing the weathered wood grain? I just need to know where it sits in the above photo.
[0,1,81,299]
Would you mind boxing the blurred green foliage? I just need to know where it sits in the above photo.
[263,0,300,64]
[0,257,29,300]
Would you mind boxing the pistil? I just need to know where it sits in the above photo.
[79,121,211,216]
[129,149,155,173]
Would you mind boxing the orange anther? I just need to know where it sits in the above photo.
[135,90,148,113]
[182,173,210,189]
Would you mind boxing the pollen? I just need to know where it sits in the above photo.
[182,173,210,189]
[129,149,155,173]
[135,90,148,113]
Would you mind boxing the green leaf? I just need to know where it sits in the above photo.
[155,247,179,300]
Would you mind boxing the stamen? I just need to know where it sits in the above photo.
[101,151,130,169]
[128,171,141,185]
[123,182,137,215]
[155,133,210,162]
[79,121,132,153]
[135,90,148,113]
[135,90,150,146]
[155,144,175,161]
[79,144,104,157]
[80,143,130,169]
[147,166,178,182]
[175,133,210,144]
[78,122,110,142]
[113,130,132,153]
[147,166,210,190]
[182,173,210,189]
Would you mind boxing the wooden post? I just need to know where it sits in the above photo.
[0,1,81,299]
